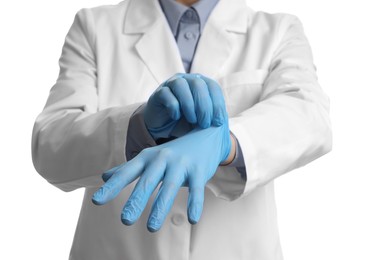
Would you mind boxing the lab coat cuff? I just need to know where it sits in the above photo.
[206,117,260,201]
[229,117,260,195]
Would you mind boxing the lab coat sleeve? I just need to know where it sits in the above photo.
[31,8,140,192]
[207,15,332,200]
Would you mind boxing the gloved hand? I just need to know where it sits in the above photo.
[144,73,227,140]
[92,123,232,232]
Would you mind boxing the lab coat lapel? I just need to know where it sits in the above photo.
[190,0,250,77]
[123,0,185,84]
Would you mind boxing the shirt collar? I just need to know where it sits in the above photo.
[192,0,219,31]
[159,0,219,36]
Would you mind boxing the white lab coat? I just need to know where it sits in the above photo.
[32,0,332,259]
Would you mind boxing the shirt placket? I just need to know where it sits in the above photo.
[176,8,201,73]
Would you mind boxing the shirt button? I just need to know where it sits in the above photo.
[185,32,195,40]
[185,10,193,19]
[171,214,185,226]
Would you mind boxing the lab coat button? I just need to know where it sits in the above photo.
[171,214,185,226]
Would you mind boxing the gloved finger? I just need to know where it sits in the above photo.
[199,75,227,126]
[101,164,123,182]
[155,86,181,121]
[166,77,197,124]
[187,176,205,224]
[183,75,213,128]
[92,158,145,205]
[121,160,166,225]
[147,168,184,232]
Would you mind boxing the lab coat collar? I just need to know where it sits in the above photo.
[123,0,251,82]
[123,0,250,34]
[124,0,185,84]
[190,0,251,76]
[123,0,163,34]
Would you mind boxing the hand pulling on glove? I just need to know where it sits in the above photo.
[143,73,227,140]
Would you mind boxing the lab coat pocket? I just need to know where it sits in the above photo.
[218,70,268,116]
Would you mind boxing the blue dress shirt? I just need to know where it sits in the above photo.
[159,0,219,72]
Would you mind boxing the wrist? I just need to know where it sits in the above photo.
[220,132,236,166]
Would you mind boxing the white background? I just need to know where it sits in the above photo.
[1,0,370,259]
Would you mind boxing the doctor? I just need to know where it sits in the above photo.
[32,0,332,259]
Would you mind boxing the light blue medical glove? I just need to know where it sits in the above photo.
[143,73,227,140]
[92,123,231,232]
